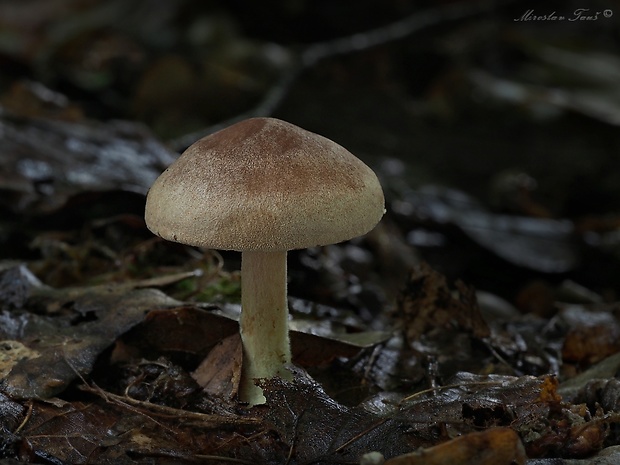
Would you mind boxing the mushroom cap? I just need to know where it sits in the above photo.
[145,117,385,252]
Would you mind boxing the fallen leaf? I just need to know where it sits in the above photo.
[118,305,238,361]
[559,304,620,368]
[192,333,242,400]
[261,366,418,463]
[0,101,177,214]
[383,427,526,465]
[559,353,620,401]
[0,264,180,399]
[261,368,579,463]
[397,262,490,343]
[18,394,264,465]
[562,325,620,367]
[404,186,578,273]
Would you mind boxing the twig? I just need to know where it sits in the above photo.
[193,454,256,464]
[60,350,259,429]
[399,380,506,404]
[13,399,34,435]
[79,382,259,428]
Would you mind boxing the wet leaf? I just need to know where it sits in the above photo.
[559,353,620,402]
[261,368,595,462]
[0,97,177,214]
[576,379,620,414]
[404,186,579,273]
[122,302,390,373]
[289,302,392,367]
[18,394,265,465]
[261,366,417,463]
[0,263,45,309]
[0,264,179,399]
[292,329,390,368]
[0,391,26,435]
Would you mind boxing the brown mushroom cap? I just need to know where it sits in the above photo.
[145,117,385,252]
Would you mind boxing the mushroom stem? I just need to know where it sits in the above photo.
[239,250,292,405]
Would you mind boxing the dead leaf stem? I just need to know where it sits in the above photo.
[80,382,259,428]
[400,380,506,404]
[13,399,34,435]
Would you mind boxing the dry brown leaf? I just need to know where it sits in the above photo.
[562,325,620,367]
[397,262,490,343]
[192,333,242,400]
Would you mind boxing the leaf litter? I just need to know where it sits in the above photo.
[1,254,619,464]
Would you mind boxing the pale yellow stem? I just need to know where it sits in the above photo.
[239,250,292,405]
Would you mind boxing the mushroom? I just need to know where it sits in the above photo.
[144,117,385,405]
